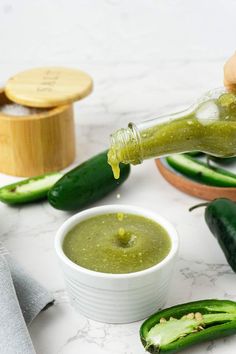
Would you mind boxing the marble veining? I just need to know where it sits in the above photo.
[1,0,236,353]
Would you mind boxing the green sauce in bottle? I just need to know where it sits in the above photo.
[108,89,236,179]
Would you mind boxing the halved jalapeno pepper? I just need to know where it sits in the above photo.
[140,299,236,354]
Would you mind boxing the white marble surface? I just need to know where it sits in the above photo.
[1,0,236,353]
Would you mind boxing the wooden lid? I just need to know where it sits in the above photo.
[156,158,236,201]
[5,67,93,108]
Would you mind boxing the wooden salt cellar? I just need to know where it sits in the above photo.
[0,67,93,177]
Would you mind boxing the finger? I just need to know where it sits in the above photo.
[224,52,236,90]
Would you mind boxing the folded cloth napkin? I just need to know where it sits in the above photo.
[0,252,54,354]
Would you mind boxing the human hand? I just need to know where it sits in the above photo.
[224,52,236,90]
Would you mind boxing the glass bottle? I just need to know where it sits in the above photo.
[108,88,236,178]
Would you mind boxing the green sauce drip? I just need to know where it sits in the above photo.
[107,148,121,179]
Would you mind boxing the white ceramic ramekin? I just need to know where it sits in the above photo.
[55,205,179,324]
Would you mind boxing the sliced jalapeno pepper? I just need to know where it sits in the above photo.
[140,299,236,354]
[0,172,62,205]
[166,154,236,187]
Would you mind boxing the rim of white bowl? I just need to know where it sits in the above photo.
[55,204,179,279]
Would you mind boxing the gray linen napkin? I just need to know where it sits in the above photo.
[0,253,54,354]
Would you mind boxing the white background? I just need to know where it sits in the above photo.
[1,1,236,353]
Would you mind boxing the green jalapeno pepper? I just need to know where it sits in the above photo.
[140,299,236,354]
[166,154,236,187]
[0,172,62,205]
[190,198,236,273]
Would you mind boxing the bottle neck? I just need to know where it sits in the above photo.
[109,124,143,165]
[108,107,195,170]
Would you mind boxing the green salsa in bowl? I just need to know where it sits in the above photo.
[55,205,179,323]
[63,212,171,274]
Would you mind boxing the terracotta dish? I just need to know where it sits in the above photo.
[155,158,236,201]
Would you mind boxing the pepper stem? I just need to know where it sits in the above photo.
[189,202,209,212]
